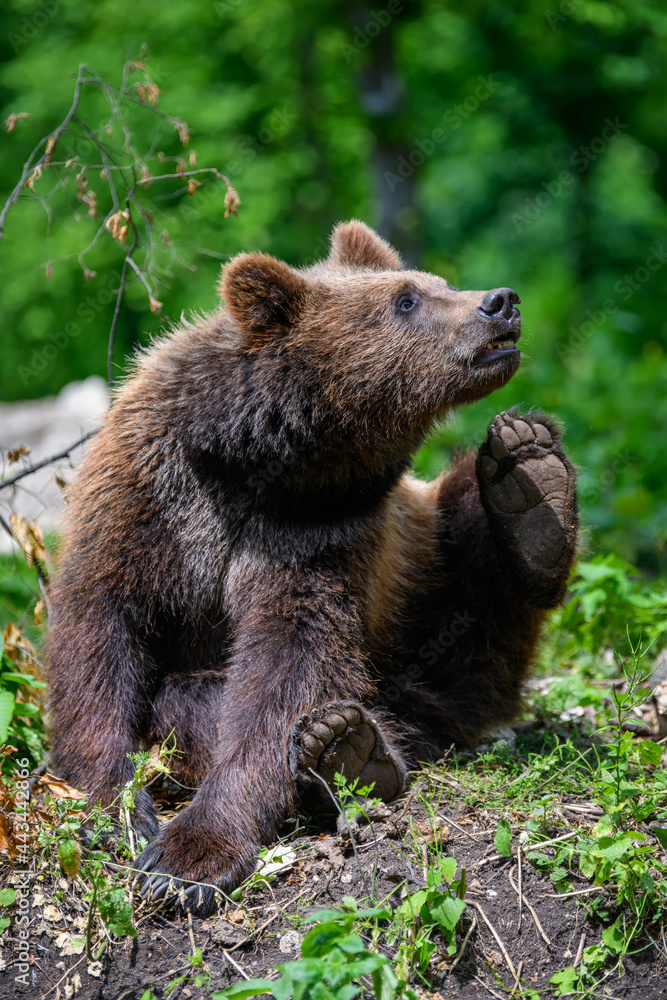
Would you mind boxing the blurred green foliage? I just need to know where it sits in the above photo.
[1,0,666,567]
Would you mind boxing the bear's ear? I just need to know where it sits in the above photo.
[219,252,310,345]
[328,220,403,271]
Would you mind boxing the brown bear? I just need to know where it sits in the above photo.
[47,220,578,915]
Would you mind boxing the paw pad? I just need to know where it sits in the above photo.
[290,701,405,802]
[477,411,577,587]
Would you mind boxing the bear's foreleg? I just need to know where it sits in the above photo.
[48,604,160,841]
[135,569,404,915]
[383,411,577,752]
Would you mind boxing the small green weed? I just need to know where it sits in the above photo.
[35,793,137,957]
[332,772,383,824]
[166,946,212,995]
[521,634,667,995]
[386,855,467,985]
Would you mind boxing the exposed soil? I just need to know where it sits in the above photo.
[3,751,667,1000]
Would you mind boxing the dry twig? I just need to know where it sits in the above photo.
[574,931,587,966]
[468,900,517,980]
[508,869,551,945]
[449,913,477,974]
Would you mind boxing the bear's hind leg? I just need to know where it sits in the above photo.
[290,701,406,803]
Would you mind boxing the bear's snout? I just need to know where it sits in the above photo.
[478,287,521,321]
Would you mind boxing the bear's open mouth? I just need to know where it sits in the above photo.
[472,335,521,366]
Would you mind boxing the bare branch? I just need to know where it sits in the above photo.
[0,431,96,492]
[108,232,139,386]
[0,64,87,242]
[138,167,223,184]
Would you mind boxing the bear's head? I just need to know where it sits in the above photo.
[220,221,521,455]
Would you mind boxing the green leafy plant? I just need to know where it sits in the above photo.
[547,555,667,664]
[0,630,47,773]
[0,887,17,935]
[332,772,383,824]
[385,855,466,986]
[212,900,401,1000]
[524,632,667,995]
[36,794,137,958]
[119,739,179,852]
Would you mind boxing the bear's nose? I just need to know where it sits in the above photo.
[479,287,521,320]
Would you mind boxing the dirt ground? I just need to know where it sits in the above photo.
[3,754,667,1000]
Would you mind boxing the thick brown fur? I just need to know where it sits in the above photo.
[48,220,578,914]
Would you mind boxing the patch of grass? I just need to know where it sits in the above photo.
[541,553,667,678]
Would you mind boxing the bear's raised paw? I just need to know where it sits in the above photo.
[476,411,577,605]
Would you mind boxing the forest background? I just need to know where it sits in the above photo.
[1,0,666,573]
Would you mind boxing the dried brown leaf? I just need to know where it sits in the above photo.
[135,82,160,105]
[170,117,190,146]
[82,191,98,217]
[0,810,19,862]
[9,513,47,567]
[35,772,87,802]
[224,181,241,218]
[44,134,57,166]
[105,209,130,244]
[2,622,23,664]
[25,166,42,192]
[7,446,30,464]
[3,621,39,674]
[4,112,30,133]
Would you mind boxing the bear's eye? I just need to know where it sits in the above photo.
[397,294,417,312]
